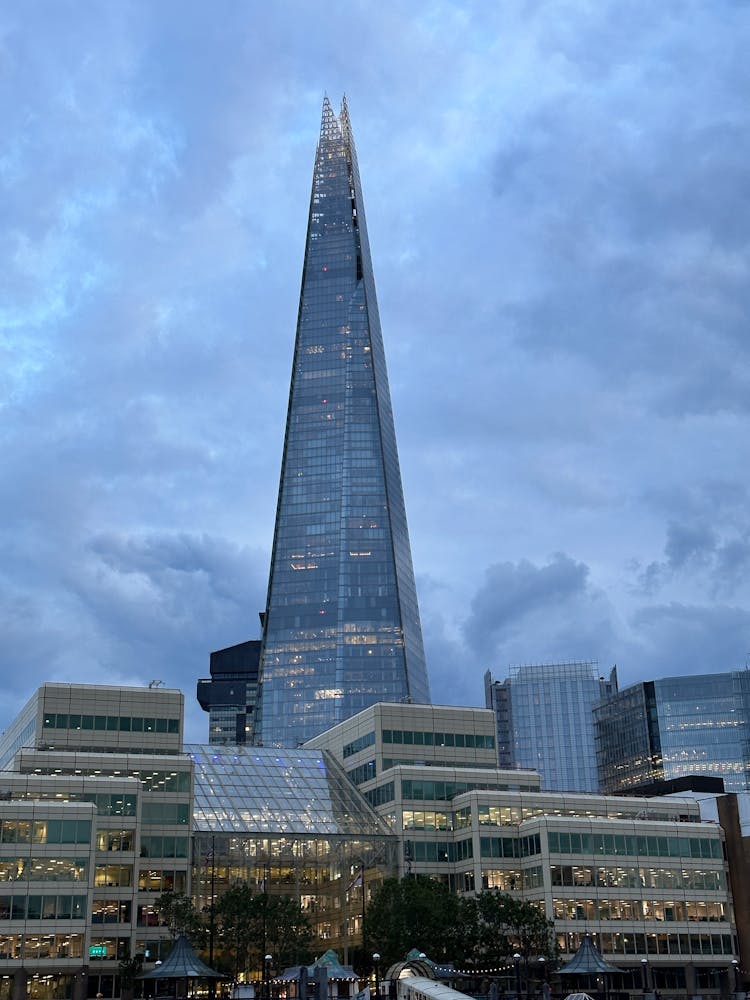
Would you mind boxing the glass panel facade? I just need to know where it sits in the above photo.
[654,673,750,791]
[595,671,750,793]
[486,663,615,792]
[257,97,430,746]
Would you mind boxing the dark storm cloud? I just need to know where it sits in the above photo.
[2,1,749,736]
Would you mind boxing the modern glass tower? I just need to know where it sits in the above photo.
[255,97,431,747]
[595,670,750,793]
[485,662,618,792]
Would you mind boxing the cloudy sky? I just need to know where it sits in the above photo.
[2,1,749,742]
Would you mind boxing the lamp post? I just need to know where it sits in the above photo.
[641,958,649,996]
[373,953,381,1000]
[264,954,273,1000]
[732,960,740,994]
[514,953,522,1000]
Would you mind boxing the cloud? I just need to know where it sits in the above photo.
[460,554,618,668]
[2,1,750,741]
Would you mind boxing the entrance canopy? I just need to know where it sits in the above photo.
[138,935,225,980]
[558,936,622,976]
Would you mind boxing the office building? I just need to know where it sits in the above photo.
[255,97,430,748]
[196,639,261,744]
[0,683,191,998]
[0,684,745,997]
[595,671,750,794]
[309,701,739,995]
[0,684,397,996]
[485,663,617,792]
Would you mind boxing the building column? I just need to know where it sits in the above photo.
[73,966,89,1000]
[685,964,697,998]
[11,969,27,1000]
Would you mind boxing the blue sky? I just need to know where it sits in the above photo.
[2,1,749,742]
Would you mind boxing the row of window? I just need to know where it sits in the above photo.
[553,898,728,922]
[0,933,83,961]
[30,767,191,793]
[97,830,133,853]
[89,936,131,961]
[0,819,91,845]
[43,713,179,734]
[458,804,689,828]
[0,894,86,920]
[551,864,727,891]
[141,802,189,825]
[548,831,724,860]
[84,793,137,817]
[482,866,545,891]
[91,900,131,924]
[343,732,375,758]
[91,865,187,893]
[559,930,735,958]
[347,762,376,785]
[382,729,495,749]
[0,857,87,883]
[402,779,515,802]
[364,782,394,808]
[404,839,473,863]
[403,810,451,831]
[140,836,189,859]
[480,834,543,859]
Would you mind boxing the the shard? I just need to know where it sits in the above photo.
[255,97,431,747]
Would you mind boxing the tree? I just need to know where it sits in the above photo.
[215,884,258,981]
[118,953,143,1000]
[366,876,469,968]
[155,891,206,947]
[215,886,314,980]
[266,895,314,969]
[473,891,556,965]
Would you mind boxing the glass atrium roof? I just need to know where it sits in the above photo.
[186,744,393,837]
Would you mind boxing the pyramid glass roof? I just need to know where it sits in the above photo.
[187,744,393,838]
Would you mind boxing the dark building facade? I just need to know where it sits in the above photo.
[595,671,750,794]
[254,98,430,747]
[196,640,260,744]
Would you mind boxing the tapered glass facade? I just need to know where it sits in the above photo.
[256,98,430,747]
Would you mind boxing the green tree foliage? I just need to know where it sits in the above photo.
[215,884,257,981]
[366,877,470,968]
[266,895,314,969]
[117,953,143,1000]
[214,887,314,980]
[155,891,206,947]
[366,881,556,970]
[473,891,556,964]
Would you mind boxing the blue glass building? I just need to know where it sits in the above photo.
[485,662,618,792]
[255,98,430,747]
[595,670,750,793]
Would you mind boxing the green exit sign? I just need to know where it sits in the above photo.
[89,945,108,958]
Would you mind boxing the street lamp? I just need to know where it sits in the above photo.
[373,953,381,1000]
[264,954,273,1000]
[641,958,648,995]
[732,959,740,994]
[514,953,522,1000]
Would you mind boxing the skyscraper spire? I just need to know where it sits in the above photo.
[255,97,431,747]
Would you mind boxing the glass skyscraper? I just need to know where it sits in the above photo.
[595,670,750,793]
[255,97,430,747]
[485,662,618,792]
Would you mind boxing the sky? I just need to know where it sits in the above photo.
[2,1,750,744]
